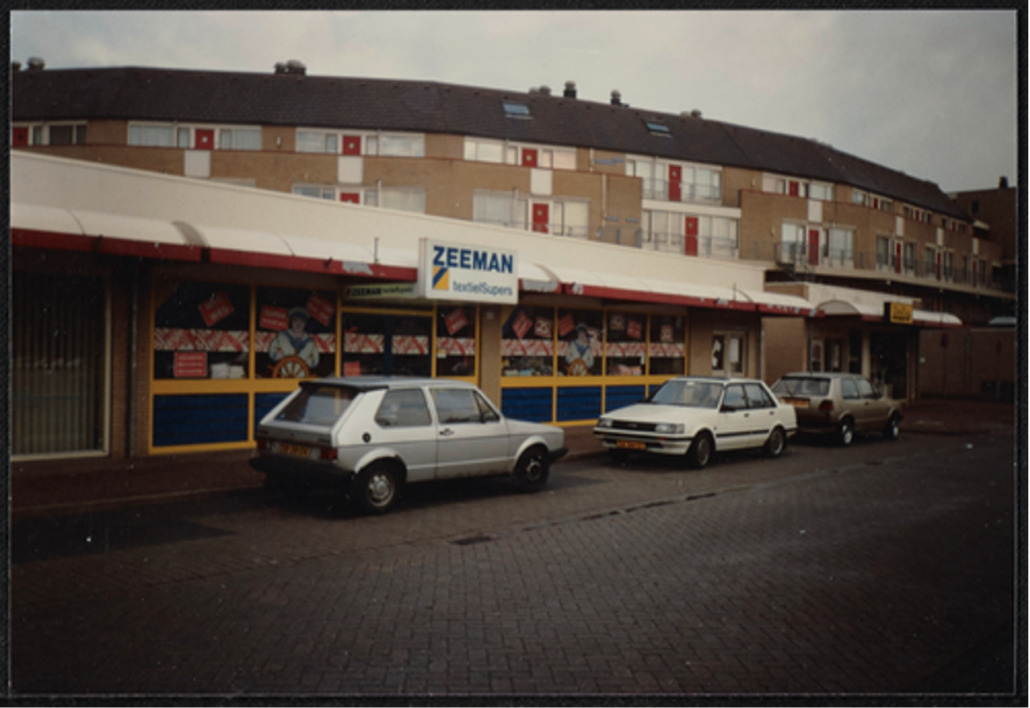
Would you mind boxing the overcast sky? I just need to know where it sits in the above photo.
[11,9,1020,193]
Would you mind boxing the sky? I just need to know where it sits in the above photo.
[10,9,1020,193]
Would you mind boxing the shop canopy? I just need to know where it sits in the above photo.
[820,300,963,328]
[12,152,817,316]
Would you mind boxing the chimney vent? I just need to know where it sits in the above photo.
[539,85,551,96]
[563,81,577,99]
[12,61,21,72]
[275,60,306,75]
[690,109,702,118]
[610,90,622,106]
[26,57,45,71]
[999,176,1009,189]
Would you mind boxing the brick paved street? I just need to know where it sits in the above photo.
[11,430,1017,698]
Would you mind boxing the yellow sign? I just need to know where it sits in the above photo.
[885,302,914,324]
[344,283,417,301]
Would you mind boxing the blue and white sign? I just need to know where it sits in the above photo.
[418,239,519,304]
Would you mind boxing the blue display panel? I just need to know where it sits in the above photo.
[556,386,602,422]
[153,394,249,447]
[501,387,553,423]
[605,385,647,412]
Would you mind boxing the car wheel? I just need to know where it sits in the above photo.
[884,413,901,441]
[512,446,550,492]
[686,432,713,469]
[838,418,855,447]
[763,427,786,458]
[354,461,400,515]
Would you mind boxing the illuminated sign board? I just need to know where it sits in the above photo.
[418,239,519,304]
[884,302,914,325]
[343,283,417,301]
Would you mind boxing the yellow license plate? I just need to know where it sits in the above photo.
[617,440,647,450]
[280,442,312,457]
[784,398,809,408]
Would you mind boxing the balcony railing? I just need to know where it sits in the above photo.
[640,178,722,204]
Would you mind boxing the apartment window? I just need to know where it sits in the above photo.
[44,123,88,146]
[641,211,684,253]
[293,184,337,200]
[473,191,526,228]
[808,182,833,201]
[877,236,891,269]
[379,186,425,214]
[465,139,505,164]
[219,128,261,151]
[827,228,855,266]
[944,251,954,281]
[852,189,869,206]
[781,222,807,263]
[129,123,175,147]
[297,131,338,154]
[635,158,721,203]
[376,134,425,158]
[557,201,589,239]
[699,215,738,258]
[903,242,916,273]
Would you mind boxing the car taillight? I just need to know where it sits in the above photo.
[319,446,338,461]
[818,400,834,413]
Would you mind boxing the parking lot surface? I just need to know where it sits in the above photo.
[10,424,1018,699]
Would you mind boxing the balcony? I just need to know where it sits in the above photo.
[640,178,722,205]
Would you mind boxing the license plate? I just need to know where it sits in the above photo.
[280,442,312,458]
[783,398,809,408]
[616,440,647,450]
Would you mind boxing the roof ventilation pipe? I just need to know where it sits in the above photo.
[999,176,1009,189]
[563,81,577,99]
[275,60,307,75]
[26,57,45,71]
[610,90,622,106]
[539,85,552,96]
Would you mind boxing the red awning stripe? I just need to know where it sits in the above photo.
[563,282,756,312]
[12,228,202,262]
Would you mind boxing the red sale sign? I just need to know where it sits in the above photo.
[558,313,575,337]
[627,319,643,340]
[306,294,334,327]
[174,352,208,378]
[198,292,234,327]
[660,324,674,343]
[445,308,469,335]
[260,306,289,331]
[513,311,532,339]
[534,317,552,338]
[609,314,625,331]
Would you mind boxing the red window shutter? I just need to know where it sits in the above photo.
[532,204,549,234]
[12,127,29,147]
[685,216,698,256]
[789,181,800,197]
[521,149,538,167]
[872,197,879,209]
[195,129,214,150]
[668,165,682,202]
[339,193,360,204]
[343,136,361,155]
[807,230,820,266]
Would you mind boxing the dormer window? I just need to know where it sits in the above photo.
[503,102,531,119]
[644,119,671,136]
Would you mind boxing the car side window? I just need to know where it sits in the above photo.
[473,392,501,423]
[855,378,877,399]
[722,384,746,411]
[375,389,432,428]
[841,378,860,400]
[432,388,482,424]
[744,383,774,409]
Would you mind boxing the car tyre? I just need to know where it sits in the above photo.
[884,413,901,441]
[512,446,550,492]
[354,461,400,515]
[686,432,713,469]
[838,417,855,447]
[763,427,786,458]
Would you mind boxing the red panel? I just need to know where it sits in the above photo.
[12,127,29,147]
[521,149,538,167]
[807,230,820,266]
[894,243,902,274]
[342,136,361,155]
[668,165,682,202]
[339,193,360,204]
[195,129,214,150]
[685,217,698,256]
[789,181,800,197]
[532,204,549,234]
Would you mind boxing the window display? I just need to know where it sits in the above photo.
[649,315,686,376]
[256,287,336,379]
[557,309,603,377]
[342,313,432,377]
[436,305,477,377]
[154,281,250,380]
[605,312,646,376]
[502,306,554,377]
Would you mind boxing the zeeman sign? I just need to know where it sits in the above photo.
[418,239,519,304]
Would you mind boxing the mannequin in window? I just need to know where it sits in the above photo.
[565,323,595,376]
[269,308,320,372]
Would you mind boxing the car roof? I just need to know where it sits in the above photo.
[667,376,765,385]
[779,372,859,379]
[307,376,477,391]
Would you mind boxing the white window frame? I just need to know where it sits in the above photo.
[827,227,855,269]
[631,156,722,204]
[21,121,88,146]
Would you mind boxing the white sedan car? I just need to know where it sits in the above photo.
[251,377,567,514]
[594,376,797,468]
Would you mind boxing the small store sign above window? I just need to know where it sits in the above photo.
[884,302,914,325]
[418,239,518,305]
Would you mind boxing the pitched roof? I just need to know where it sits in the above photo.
[12,66,970,220]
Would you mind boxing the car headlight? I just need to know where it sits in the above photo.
[596,418,614,429]
[655,423,685,435]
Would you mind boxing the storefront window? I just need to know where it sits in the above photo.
[154,281,250,380]
[342,313,432,377]
[713,333,746,375]
[502,306,555,377]
[649,315,686,376]
[558,309,603,377]
[436,305,477,377]
[605,312,646,376]
[256,287,336,379]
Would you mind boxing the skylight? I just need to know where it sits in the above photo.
[503,102,531,119]
[644,119,671,136]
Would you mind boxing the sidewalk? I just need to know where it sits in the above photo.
[9,399,1016,520]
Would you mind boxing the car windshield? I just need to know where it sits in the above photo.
[276,384,358,426]
[772,377,830,397]
[649,380,723,409]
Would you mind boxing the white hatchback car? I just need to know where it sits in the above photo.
[594,376,797,468]
[251,377,567,514]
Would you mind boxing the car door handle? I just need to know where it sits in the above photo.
[440,428,455,437]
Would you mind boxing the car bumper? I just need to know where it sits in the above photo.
[249,453,355,489]
[548,446,569,463]
[592,429,693,456]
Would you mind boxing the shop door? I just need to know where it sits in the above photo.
[870,331,908,401]
[195,129,215,150]
[341,313,432,378]
[807,229,821,266]
[685,217,699,256]
[668,165,682,202]
[532,204,549,233]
